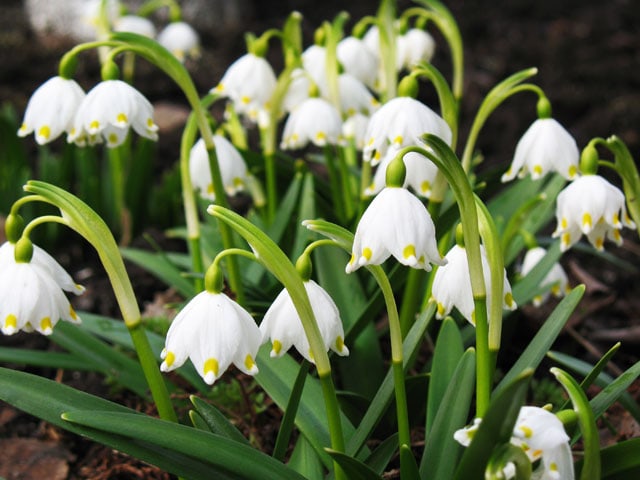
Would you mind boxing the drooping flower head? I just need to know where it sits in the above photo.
[213,53,277,124]
[18,76,86,145]
[280,97,343,150]
[189,135,249,201]
[68,79,158,147]
[157,21,201,62]
[552,174,636,251]
[347,186,446,273]
[365,148,439,199]
[363,96,452,165]
[520,247,570,306]
[260,280,349,363]
[454,406,574,480]
[396,28,436,71]
[0,239,82,336]
[431,244,516,325]
[502,117,580,182]
[336,36,379,90]
[113,15,156,38]
[160,265,262,385]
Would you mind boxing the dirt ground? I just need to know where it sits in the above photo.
[0,0,639,478]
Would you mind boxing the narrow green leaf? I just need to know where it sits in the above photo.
[189,409,211,432]
[0,347,99,371]
[422,348,476,480]
[576,438,640,479]
[326,448,382,480]
[399,444,420,480]
[551,368,601,480]
[426,317,465,432]
[453,369,533,480]
[589,360,640,421]
[511,242,563,306]
[62,410,306,480]
[494,285,585,397]
[288,434,324,480]
[0,367,232,479]
[363,433,399,475]
[190,395,250,445]
[120,247,195,297]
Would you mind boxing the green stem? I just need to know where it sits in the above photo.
[377,0,398,101]
[473,296,490,416]
[320,373,347,480]
[107,145,126,241]
[324,146,345,222]
[337,149,355,221]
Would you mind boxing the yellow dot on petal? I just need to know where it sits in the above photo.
[346,108,356,116]
[582,212,593,228]
[233,177,244,188]
[19,123,27,132]
[38,125,51,140]
[613,229,621,241]
[504,167,512,176]
[392,135,403,144]
[470,310,476,326]
[505,292,514,308]
[89,120,100,131]
[532,449,543,459]
[116,113,128,124]
[348,253,356,265]
[108,133,118,145]
[568,165,578,178]
[335,336,345,353]
[162,351,175,368]
[362,247,372,261]
[204,358,219,378]
[612,213,620,226]
[561,217,568,229]
[146,118,155,128]
[206,183,215,195]
[40,317,52,333]
[533,294,543,305]
[373,151,381,161]
[315,131,327,142]
[403,244,416,260]
[561,232,571,248]
[521,443,530,452]
[70,305,78,320]
[550,462,558,472]
[272,339,282,355]
[367,137,374,146]
[436,302,445,317]
[551,284,561,296]
[533,165,543,176]
[519,425,533,438]
[595,237,604,250]
[241,95,251,105]
[244,354,256,371]
[420,181,431,194]
[291,133,299,142]
[214,83,224,92]
[4,314,17,331]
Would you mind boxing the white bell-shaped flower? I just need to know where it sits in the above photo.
[0,244,81,336]
[365,148,439,198]
[347,187,446,273]
[431,244,516,325]
[68,79,158,147]
[342,112,370,150]
[520,247,570,307]
[18,76,86,145]
[282,68,312,113]
[502,118,580,182]
[552,174,636,251]
[363,96,452,165]
[213,53,277,124]
[301,44,329,94]
[454,406,574,480]
[338,73,379,117]
[157,21,201,62]
[280,97,342,150]
[397,28,436,70]
[337,36,379,90]
[189,135,249,201]
[114,15,156,38]
[0,242,85,296]
[160,290,262,385]
[260,280,349,363]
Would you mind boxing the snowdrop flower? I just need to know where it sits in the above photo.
[454,406,574,480]
[280,97,342,150]
[365,148,439,198]
[337,36,379,90]
[552,174,636,251]
[189,135,249,201]
[260,280,349,363]
[502,118,580,182]
[18,76,85,145]
[363,96,452,165]
[347,187,446,273]
[157,21,201,62]
[338,73,379,117]
[397,28,436,70]
[114,15,156,38]
[342,112,370,150]
[0,242,85,296]
[520,247,569,306]
[160,290,262,385]
[213,53,277,124]
[431,244,516,325]
[68,80,158,147]
[282,68,312,113]
[0,240,81,336]
[301,44,329,94]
